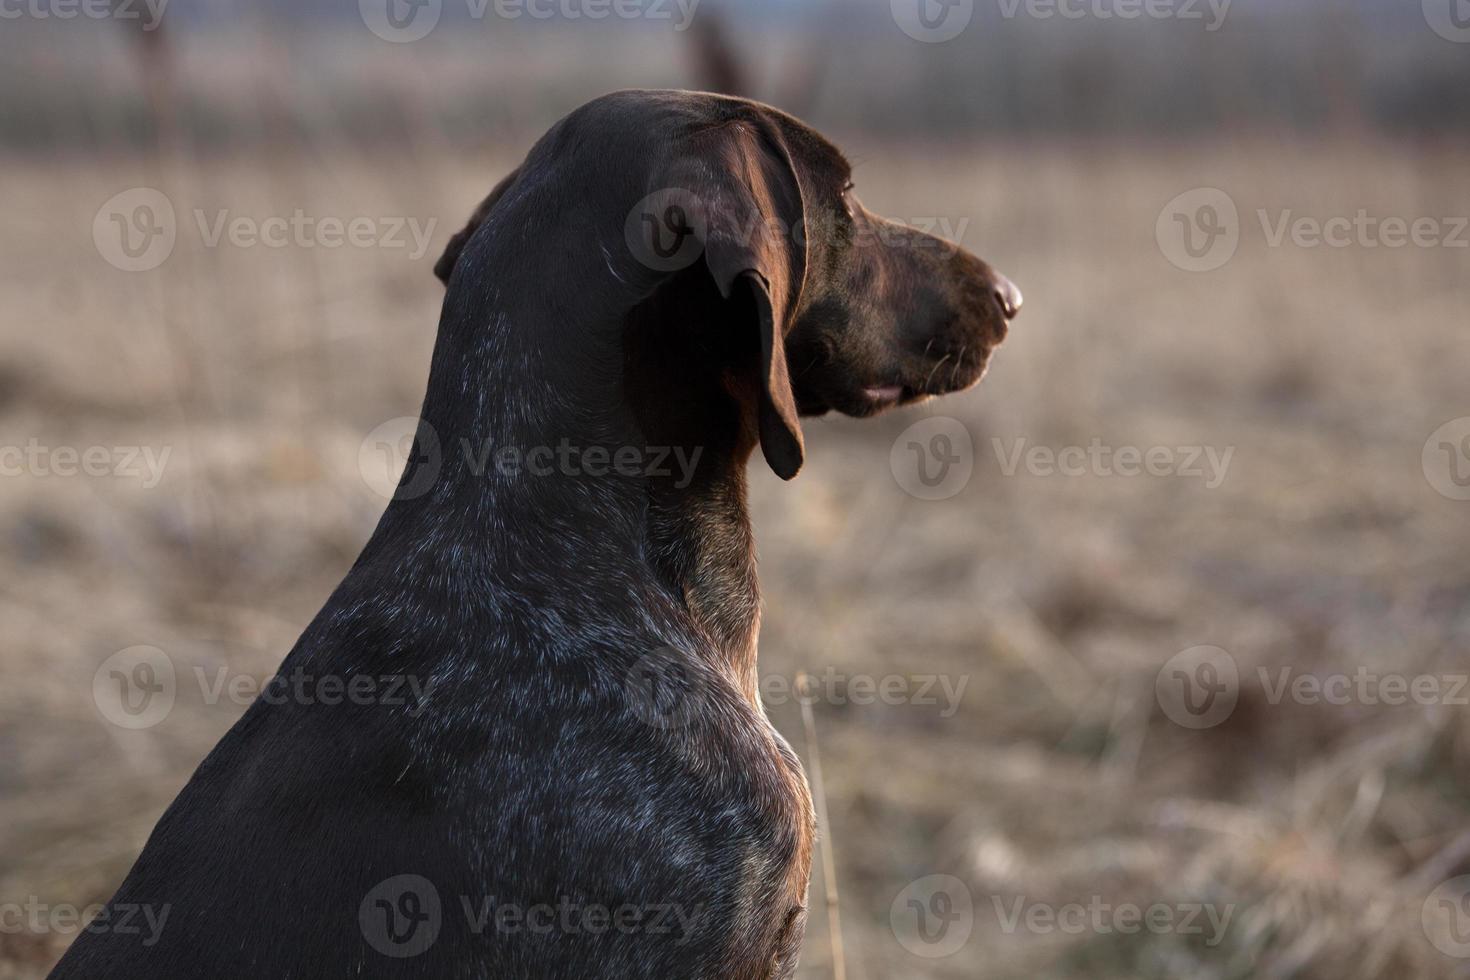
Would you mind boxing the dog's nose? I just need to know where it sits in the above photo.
[992,273,1023,320]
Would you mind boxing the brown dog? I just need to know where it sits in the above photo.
[50,90,1019,980]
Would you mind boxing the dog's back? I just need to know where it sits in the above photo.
[50,552,809,980]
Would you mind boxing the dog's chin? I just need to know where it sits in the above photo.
[851,384,925,417]
[825,355,995,419]
[824,383,936,419]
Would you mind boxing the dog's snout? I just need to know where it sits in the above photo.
[992,273,1023,320]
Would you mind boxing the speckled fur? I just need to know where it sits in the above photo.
[50,90,1018,980]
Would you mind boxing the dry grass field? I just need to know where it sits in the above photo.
[1,132,1467,979]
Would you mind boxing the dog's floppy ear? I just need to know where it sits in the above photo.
[435,166,522,286]
[651,121,808,480]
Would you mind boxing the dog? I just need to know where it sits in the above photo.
[50,89,1020,979]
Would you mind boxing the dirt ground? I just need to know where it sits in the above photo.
[2,137,1468,978]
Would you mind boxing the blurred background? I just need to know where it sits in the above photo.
[2,0,1469,976]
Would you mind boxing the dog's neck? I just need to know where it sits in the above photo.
[369,186,767,689]
[622,271,769,687]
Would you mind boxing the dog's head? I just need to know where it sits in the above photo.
[436,91,1021,482]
